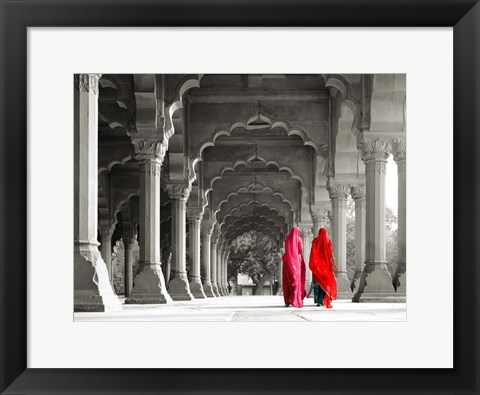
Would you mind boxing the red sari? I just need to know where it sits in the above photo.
[281,227,306,308]
[309,228,337,301]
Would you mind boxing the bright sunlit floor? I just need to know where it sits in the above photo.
[74,295,406,322]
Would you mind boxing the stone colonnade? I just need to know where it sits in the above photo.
[73,74,231,311]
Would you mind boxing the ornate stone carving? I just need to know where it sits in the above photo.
[201,222,213,237]
[132,139,167,161]
[298,224,313,240]
[351,184,366,200]
[328,183,350,199]
[359,137,391,161]
[139,160,161,176]
[365,161,386,175]
[311,208,330,223]
[78,74,101,95]
[166,184,191,201]
[391,138,406,163]
[211,230,220,242]
[187,208,204,222]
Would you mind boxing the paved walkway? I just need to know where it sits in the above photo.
[75,295,406,322]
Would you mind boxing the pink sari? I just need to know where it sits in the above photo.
[281,227,306,308]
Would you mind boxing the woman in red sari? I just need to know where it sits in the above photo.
[309,228,338,308]
[281,227,306,308]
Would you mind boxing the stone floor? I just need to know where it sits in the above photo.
[74,295,406,321]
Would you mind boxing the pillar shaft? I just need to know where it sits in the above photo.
[99,227,114,284]
[299,224,313,295]
[353,137,400,302]
[217,247,225,296]
[74,74,121,312]
[351,185,366,292]
[125,144,171,304]
[393,142,406,294]
[167,185,194,301]
[187,210,206,298]
[329,184,353,298]
[201,225,215,297]
[124,239,134,297]
[210,234,220,296]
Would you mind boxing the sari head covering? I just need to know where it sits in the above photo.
[281,227,306,308]
[309,228,337,300]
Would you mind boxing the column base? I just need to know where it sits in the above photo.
[202,280,216,297]
[225,283,230,296]
[168,273,194,301]
[189,277,207,299]
[212,283,221,297]
[276,286,283,296]
[350,270,363,293]
[125,262,172,304]
[335,271,353,299]
[352,262,402,303]
[219,285,227,296]
[74,246,122,312]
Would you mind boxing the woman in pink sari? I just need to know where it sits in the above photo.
[281,227,306,308]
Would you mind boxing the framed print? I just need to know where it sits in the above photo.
[1,1,479,394]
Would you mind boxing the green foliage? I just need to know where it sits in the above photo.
[228,231,279,289]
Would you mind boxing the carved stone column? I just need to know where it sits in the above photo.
[166,184,194,301]
[201,223,215,297]
[299,224,313,295]
[351,185,366,293]
[98,225,114,284]
[311,207,330,236]
[187,209,206,298]
[125,140,172,304]
[74,74,121,312]
[329,184,353,299]
[392,139,406,295]
[276,245,284,296]
[123,235,135,298]
[353,138,399,302]
[216,246,224,296]
[210,230,220,297]
[224,250,230,295]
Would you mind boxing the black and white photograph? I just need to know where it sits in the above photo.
[74,74,407,322]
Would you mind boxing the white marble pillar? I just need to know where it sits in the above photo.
[329,184,353,299]
[299,224,313,295]
[74,74,121,312]
[200,224,215,297]
[210,231,220,296]
[123,236,135,298]
[98,225,114,284]
[392,139,406,294]
[125,142,172,304]
[167,184,194,301]
[216,246,224,296]
[277,245,285,296]
[351,185,366,293]
[187,209,206,298]
[353,138,399,302]
[224,250,230,296]
[311,207,330,236]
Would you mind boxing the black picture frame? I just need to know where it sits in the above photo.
[1,1,479,394]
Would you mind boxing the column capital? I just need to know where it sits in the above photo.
[328,183,350,200]
[78,74,102,95]
[359,136,391,162]
[201,222,213,237]
[187,208,204,222]
[132,138,167,162]
[211,230,220,243]
[166,183,191,201]
[391,138,406,164]
[311,207,330,222]
[298,223,313,240]
[98,223,114,237]
[351,184,366,200]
